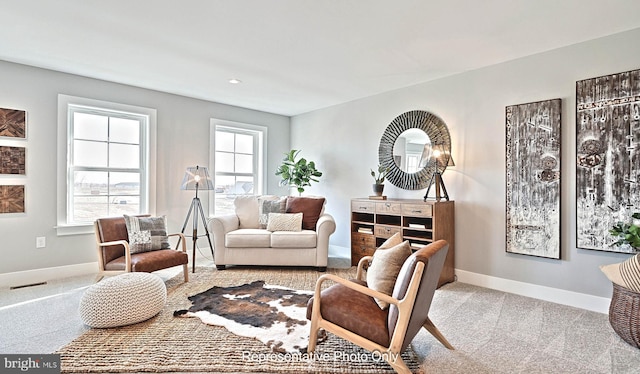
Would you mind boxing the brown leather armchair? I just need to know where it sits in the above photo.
[307,240,453,374]
[94,216,189,282]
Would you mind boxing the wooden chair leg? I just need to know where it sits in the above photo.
[183,263,189,282]
[308,318,320,352]
[423,317,454,350]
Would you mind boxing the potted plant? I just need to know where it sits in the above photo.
[370,165,388,196]
[610,212,640,250]
[275,149,322,195]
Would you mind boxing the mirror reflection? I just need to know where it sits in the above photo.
[392,129,432,173]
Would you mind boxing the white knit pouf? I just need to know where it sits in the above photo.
[79,272,167,328]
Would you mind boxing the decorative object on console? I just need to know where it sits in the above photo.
[0,185,24,213]
[180,165,215,271]
[577,68,640,253]
[423,143,454,201]
[378,110,452,193]
[0,107,26,138]
[370,164,388,198]
[275,149,322,195]
[506,98,561,259]
[0,146,25,174]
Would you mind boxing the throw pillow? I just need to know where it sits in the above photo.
[367,238,412,309]
[285,196,326,230]
[266,213,303,232]
[600,253,640,292]
[234,195,260,229]
[259,197,286,229]
[123,215,170,254]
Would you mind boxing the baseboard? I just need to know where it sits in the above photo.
[455,269,610,314]
[0,262,98,289]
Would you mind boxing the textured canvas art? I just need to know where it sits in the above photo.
[0,185,25,213]
[0,146,26,174]
[576,68,640,253]
[0,108,26,138]
[506,98,561,259]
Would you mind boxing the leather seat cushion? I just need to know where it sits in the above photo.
[271,230,317,248]
[307,279,390,347]
[225,229,271,248]
[104,249,188,273]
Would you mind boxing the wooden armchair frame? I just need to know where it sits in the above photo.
[308,244,453,374]
[94,219,189,282]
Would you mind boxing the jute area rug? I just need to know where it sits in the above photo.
[57,266,421,373]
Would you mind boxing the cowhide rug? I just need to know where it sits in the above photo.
[173,280,326,354]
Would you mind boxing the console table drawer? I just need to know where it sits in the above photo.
[402,204,432,217]
[351,201,376,213]
[376,201,402,214]
[375,225,401,238]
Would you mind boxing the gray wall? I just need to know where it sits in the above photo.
[0,60,290,274]
[291,27,640,299]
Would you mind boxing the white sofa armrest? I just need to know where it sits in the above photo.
[209,214,240,265]
[315,213,336,267]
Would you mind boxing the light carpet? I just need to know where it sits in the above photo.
[57,266,421,373]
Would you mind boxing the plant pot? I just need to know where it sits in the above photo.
[372,184,384,196]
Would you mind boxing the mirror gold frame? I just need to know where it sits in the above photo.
[378,110,451,190]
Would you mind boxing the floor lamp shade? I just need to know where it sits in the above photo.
[181,166,214,191]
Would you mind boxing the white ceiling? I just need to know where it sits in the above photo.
[2,0,640,116]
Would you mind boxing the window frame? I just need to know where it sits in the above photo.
[209,119,267,216]
[56,95,157,236]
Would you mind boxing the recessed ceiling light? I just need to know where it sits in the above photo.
[228,78,242,84]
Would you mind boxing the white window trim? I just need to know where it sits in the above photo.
[56,94,157,236]
[209,118,267,215]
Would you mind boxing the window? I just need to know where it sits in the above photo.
[57,95,156,235]
[210,120,265,215]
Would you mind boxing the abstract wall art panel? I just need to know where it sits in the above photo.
[0,108,26,138]
[576,68,640,253]
[0,185,25,213]
[0,146,26,174]
[506,98,561,259]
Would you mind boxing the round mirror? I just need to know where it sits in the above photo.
[379,110,451,190]
[393,128,432,173]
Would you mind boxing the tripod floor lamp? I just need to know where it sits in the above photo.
[180,165,215,273]
[423,144,455,202]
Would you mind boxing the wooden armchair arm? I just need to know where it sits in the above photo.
[96,239,132,272]
[168,233,187,252]
[356,256,373,281]
[313,273,399,308]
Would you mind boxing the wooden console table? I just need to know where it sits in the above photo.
[351,198,455,287]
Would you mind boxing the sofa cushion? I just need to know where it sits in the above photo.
[225,229,271,248]
[259,196,286,228]
[267,213,303,232]
[234,196,260,229]
[285,196,326,230]
[271,230,317,248]
[123,215,170,254]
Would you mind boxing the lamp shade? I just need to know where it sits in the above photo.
[432,144,455,168]
[181,165,214,190]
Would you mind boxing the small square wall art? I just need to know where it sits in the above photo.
[0,108,26,138]
[0,185,25,213]
[0,146,26,174]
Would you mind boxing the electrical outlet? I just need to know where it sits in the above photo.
[36,237,46,248]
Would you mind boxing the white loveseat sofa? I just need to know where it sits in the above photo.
[209,195,336,271]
